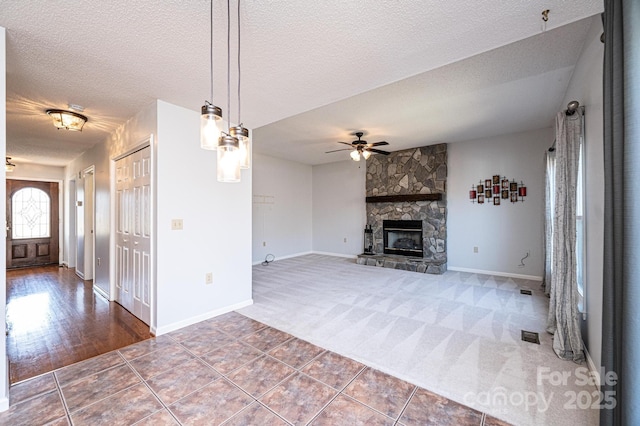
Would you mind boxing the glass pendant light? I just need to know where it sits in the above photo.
[201,103,222,150]
[350,150,361,161]
[362,150,372,160]
[230,125,250,169]
[217,134,240,182]
[217,0,241,182]
[201,0,223,150]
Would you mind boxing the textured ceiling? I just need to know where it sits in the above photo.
[0,1,603,167]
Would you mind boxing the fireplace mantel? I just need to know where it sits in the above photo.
[365,194,442,203]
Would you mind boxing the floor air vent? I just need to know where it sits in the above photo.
[520,289,532,295]
[521,330,540,344]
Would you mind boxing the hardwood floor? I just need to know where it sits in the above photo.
[6,265,151,384]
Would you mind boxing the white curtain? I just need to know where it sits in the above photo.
[543,151,555,295]
[545,110,585,363]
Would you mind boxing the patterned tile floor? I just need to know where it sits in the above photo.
[1,312,511,425]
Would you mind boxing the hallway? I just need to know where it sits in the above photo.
[6,265,151,384]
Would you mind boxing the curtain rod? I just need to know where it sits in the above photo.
[549,101,585,151]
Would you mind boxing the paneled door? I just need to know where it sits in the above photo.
[6,180,59,268]
[115,146,151,325]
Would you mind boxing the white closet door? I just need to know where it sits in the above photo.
[115,146,151,325]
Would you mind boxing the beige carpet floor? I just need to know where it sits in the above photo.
[239,254,599,426]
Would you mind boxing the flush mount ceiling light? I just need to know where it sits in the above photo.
[46,109,87,131]
[5,157,15,172]
[201,0,224,150]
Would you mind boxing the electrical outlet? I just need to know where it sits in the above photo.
[263,241,266,247]
[205,272,213,285]
[343,237,347,243]
[171,219,183,230]
[473,246,478,253]
[97,258,101,266]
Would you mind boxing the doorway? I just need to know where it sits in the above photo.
[6,180,59,268]
[75,167,95,280]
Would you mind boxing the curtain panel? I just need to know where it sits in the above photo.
[601,0,640,424]
[546,111,585,363]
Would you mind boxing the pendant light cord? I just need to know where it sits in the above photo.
[237,0,242,124]
[209,0,213,103]
[226,0,231,133]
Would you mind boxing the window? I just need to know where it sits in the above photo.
[12,187,51,239]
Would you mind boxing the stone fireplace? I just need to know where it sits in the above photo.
[357,144,447,274]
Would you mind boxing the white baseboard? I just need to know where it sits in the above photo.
[584,345,600,389]
[447,266,542,281]
[0,355,8,412]
[93,285,109,301]
[312,251,358,259]
[252,251,313,266]
[75,270,85,280]
[151,299,254,336]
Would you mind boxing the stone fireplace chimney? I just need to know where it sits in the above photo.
[358,144,447,274]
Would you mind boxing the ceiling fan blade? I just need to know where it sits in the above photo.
[325,148,353,153]
[370,141,389,146]
[367,148,390,155]
[337,141,353,146]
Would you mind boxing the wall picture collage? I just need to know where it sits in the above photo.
[469,175,527,205]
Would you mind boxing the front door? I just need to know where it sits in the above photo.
[6,180,59,268]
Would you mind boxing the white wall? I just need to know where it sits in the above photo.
[64,102,157,296]
[64,100,253,334]
[252,153,312,264]
[8,163,64,181]
[312,160,366,256]
[560,15,604,371]
[0,25,9,412]
[154,101,252,333]
[448,127,552,279]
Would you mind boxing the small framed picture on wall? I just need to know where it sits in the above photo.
[502,190,509,199]
[477,184,484,193]
[478,195,485,204]
[510,181,518,192]
[502,179,509,189]
[493,175,500,184]
[485,189,492,198]
[511,192,518,202]
[494,196,500,205]
[485,179,492,188]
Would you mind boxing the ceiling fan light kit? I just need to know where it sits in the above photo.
[326,131,391,161]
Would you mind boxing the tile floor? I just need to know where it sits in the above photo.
[1,312,511,425]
